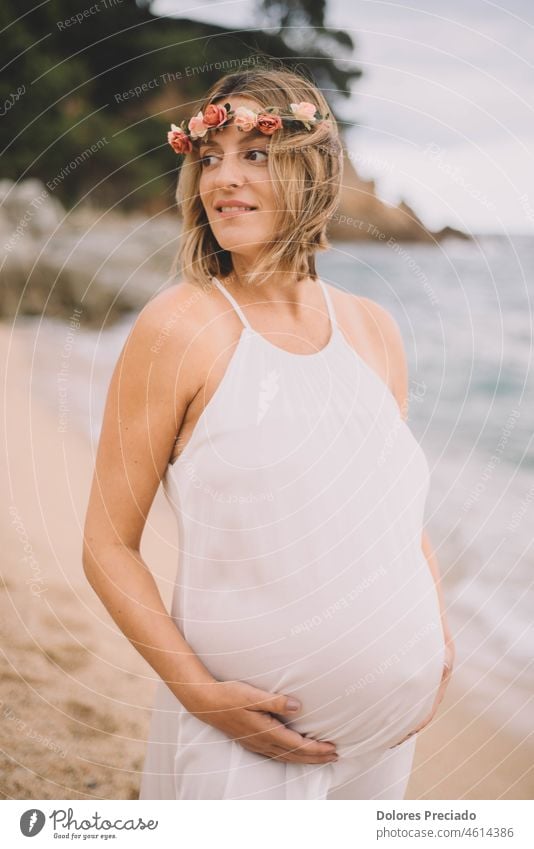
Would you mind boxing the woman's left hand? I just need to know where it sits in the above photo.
[389,637,456,749]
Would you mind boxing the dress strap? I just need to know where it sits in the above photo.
[212,274,337,334]
[211,276,252,330]
[317,278,338,331]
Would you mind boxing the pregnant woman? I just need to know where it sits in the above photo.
[83,64,455,800]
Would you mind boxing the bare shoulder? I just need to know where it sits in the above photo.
[127,279,219,391]
[354,295,405,355]
[329,286,410,419]
[134,279,215,344]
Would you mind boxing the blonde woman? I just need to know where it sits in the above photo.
[83,64,455,800]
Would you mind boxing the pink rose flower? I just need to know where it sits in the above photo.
[203,103,228,128]
[188,111,209,140]
[256,113,283,135]
[233,106,258,132]
[167,124,193,154]
[289,101,318,124]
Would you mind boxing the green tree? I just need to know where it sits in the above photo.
[0,0,361,211]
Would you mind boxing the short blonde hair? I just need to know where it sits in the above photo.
[171,60,344,289]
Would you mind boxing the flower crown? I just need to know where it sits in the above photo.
[167,100,331,155]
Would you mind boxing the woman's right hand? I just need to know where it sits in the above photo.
[180,679,339,765]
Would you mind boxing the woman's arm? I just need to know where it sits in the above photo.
[82,285,216,703]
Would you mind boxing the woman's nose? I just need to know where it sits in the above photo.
[213,150,244,186]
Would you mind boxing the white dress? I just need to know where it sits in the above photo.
[138,275,446,800]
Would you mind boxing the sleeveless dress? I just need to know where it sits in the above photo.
[138,275,446,800]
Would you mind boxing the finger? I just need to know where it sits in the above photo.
[243,686,302,717]
[278,752,339,764]
[269,727,337,755]
[268,738,337,759]
[234,682,303,717]
[237,741,336,763]
[235,708,337,754]
[389,729,418,749]
[389,737,410,749]
[268,746,339,764]
[270,742,335,757]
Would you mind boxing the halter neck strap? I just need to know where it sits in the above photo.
[316,277,337,329]
[211,275,337,334]
[211,276,252,329]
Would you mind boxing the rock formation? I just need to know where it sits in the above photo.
[0,166,468,324]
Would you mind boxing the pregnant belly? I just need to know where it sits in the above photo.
[180,553,446,756]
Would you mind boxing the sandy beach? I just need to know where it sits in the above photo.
[1,321,532,801]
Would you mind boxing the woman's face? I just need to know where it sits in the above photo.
[198,96,278,261]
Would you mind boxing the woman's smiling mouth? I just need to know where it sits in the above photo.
[214,198,258,216]
[216,206,257,218]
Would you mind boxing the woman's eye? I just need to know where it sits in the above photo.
[199,149,268,168]
[246,149,269,162]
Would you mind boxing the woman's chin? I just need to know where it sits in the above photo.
[212,238,265,256]
[211,220,272,246]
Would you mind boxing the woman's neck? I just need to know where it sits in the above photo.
[222,269,315,305]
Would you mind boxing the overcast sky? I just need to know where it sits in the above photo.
[152,0,534,234]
